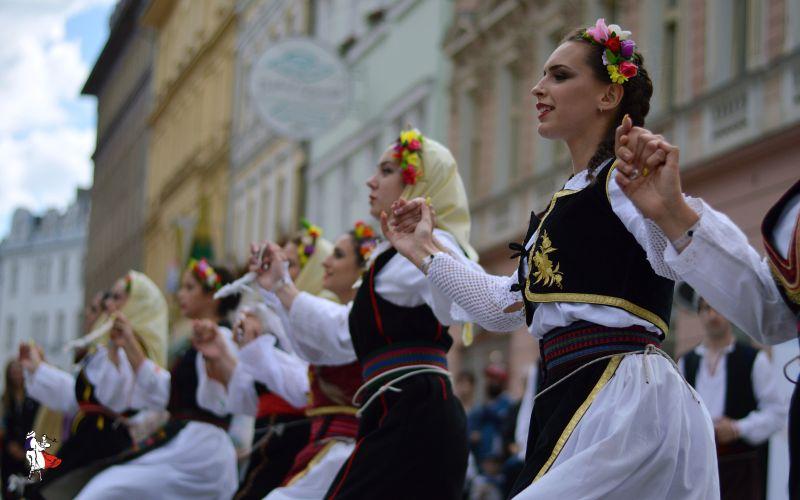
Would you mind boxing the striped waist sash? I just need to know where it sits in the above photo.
[541,321,662,386]
[309,412,359,441]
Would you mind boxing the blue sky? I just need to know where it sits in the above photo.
[0,0,116,238]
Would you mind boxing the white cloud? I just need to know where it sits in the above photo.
[0,0,115,236]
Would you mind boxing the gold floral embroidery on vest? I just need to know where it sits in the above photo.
[531,231,563,289]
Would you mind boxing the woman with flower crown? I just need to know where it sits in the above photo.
[384,19,719,499]
[194,223,377,499]
[250,130,479,499]
[16,270,168,498]
[224,222,378,499]
[71,259,243,499]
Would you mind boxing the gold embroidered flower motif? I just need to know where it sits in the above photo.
[531,231,563,289]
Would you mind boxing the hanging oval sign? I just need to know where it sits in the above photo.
[248,38,351,140]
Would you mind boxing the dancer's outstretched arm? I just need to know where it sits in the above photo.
[614,115,797,344]
[382,202,526,333]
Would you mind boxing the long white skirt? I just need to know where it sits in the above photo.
[513,354,719,500]
[265,439,355,500]
[76,421,237,500]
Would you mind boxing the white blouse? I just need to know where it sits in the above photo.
[225,334,310,416]
[285,229,476,366]
[665,193,799,345]
[25,345,137,416]
[428,167,681,338]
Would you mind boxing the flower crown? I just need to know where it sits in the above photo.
[392,128,424,185]
[582,18,638,84]
[352,220,379,263]
[124,273,133,294]
[298,218,322,268]
[187,258,222,291]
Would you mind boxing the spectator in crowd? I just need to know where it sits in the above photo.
[468,363,512,470]
[1,359,40,499]
[679,297,788,500]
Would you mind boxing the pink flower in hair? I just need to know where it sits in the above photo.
[586,18,610,43]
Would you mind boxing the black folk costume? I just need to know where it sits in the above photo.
[426,160,719,499]
[21,271,168,500]
[323,245,469,500]
[73,332,239,500]
[663,177,800,499]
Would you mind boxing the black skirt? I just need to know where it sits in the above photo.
[233,415,310,500]
[324,373,468,500]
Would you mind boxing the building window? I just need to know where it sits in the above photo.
[55,311,66,351]
[662,2,679,108]
[31,313,49,348]
[731,0,748,76]
[9,262,18,296]
[34,257,51,293]
[60,255,69,291]
[495,64,522,190]
[5,316,16,352]
[468,90,483,196]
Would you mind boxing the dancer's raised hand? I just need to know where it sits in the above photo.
[614,115,698,242]
[248,241,287,291]
[18,342,43,372]
[381,198,441,270]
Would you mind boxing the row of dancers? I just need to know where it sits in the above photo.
[10,17,800,499]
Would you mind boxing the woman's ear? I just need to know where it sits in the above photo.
[599,83,624,112]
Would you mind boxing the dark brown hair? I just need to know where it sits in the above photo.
[563,28,653,174]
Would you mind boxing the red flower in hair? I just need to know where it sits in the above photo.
[408,139,421,152]
[402,165,418,185]
[605,36,621,53]
[619,61,638,79]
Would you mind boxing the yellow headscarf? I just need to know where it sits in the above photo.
[118,271,169,368]
[400,134,478,262]
[294,237,339,302]
[398,132,477,345]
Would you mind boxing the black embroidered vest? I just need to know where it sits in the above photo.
[167,347,231,428]
[514,160,674,335]
[762,178,800,319]
[348,247,453,361]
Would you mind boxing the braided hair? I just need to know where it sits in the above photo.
[563,28,654,175]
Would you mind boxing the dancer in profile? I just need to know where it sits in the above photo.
[73,260,241,499]
[252,129,478,499]
[19,271,168,498]
[385,20,718,498]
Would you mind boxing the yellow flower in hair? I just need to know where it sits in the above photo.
[607,64,627,84]
[400,130,417,144]
[405,152,420,166]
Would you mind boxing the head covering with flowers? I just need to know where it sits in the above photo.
[352,220,380,265]
[582,18,638,84]
[396,128,478,262]
[187,258,222,291]
[297,218,323,269]
[392,129,424,185]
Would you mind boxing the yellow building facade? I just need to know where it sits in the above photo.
[142,0,237,292]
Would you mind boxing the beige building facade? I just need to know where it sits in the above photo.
[141,0,237,292]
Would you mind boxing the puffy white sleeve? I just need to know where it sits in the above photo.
[663,200,797,345]
[735,351,789,445]
[238,335,309,409]
[226,365,258,417]
[24,363,79,415]
[287,292,357,365]
[131,359,171,410]
[426,253,526,333]
[83,346,136,413]
[196,327,237,417]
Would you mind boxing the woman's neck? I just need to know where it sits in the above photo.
[337,288,356,304]
[566,118,610,175]
[196,310,221,324]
